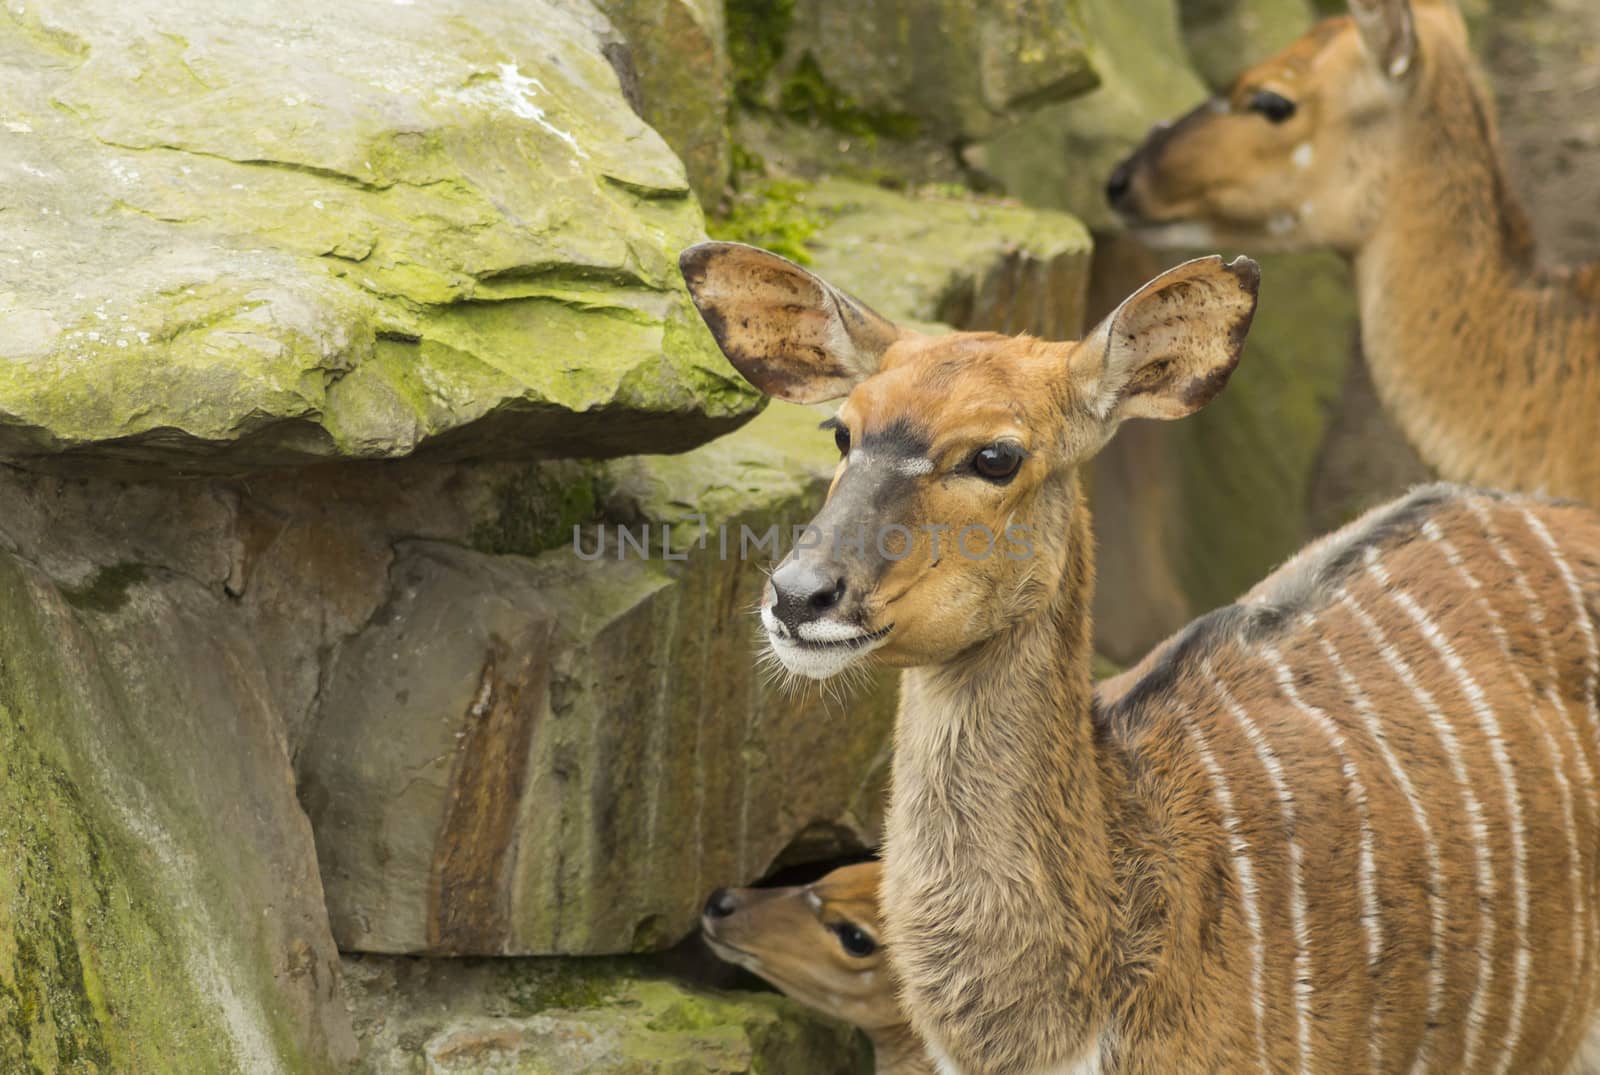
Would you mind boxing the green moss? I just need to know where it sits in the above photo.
[707,178,824,265]
[470,466,612,558]
[0,698,224,1073]
[60,563,148,614]
[775,53,921,140]
[727,0,795,107]
[502,960,623,1014]
[0,557,251,1074]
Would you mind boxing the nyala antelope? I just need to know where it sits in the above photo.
[682,239,1600,1074]
[701,862,933,1075]
[1106,0,1600,506]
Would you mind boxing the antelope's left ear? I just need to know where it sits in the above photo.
[1069,255,1260,423]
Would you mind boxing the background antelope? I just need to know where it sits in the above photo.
[682,239,1600,1074]
[1106,0,1600,506]
[701,862,932,1075]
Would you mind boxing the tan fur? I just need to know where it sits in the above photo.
[1109,0,1600,504]
[683,241,1600,1074]
[701,863,934,1075]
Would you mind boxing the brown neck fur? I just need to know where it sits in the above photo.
[1354,35,1600,500]
[883,477,1134,1072]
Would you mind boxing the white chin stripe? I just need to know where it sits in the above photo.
[767,633,876,680]
[797,619,869,643]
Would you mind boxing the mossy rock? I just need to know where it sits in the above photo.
[595,0,733,206]
[346,955,871,1074]
[0,551,356,1072]
[0,0,760,472]
[969,0,1208,230]
[802,178,1094,340]
[732,0,1099,143]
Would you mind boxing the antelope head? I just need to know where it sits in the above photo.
[701,862,903,1034]
[680,242,1259,680]
[1106,0,1472,254]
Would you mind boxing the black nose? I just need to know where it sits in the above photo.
[704,888,737,918]
[769,559,846,633]
[1106,160,1133,209]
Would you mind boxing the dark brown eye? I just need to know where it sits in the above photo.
[972,443,1023,483]
[834,424,851,456]
[1248,90,1297,124]
[833,923,877,957]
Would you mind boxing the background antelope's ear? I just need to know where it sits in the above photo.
[1070,255,1259,423]
[1349,0,1417,80]
[679,241,905,404]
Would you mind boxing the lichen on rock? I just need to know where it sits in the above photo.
[0,0,762,471]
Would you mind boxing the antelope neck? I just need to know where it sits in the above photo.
[888,490,1125,1062]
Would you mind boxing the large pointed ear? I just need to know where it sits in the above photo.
[1349,0,1417,80]
[1070,255,1259,423]
[679,241,906,404]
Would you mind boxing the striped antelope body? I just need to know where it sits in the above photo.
[680,240,1600,1075]
[701,862,934,1075]
[1105,0,1600,504]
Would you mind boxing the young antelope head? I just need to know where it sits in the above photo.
[701,862,903,1036]
[680,241,1259,680]
[1106,0,1471,253]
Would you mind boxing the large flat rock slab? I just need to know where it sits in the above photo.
[0,0,759,471]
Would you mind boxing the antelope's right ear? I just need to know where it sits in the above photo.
[1349,0,1417,80]
[680,241,906,404]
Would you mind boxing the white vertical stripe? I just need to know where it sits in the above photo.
[1434,512,1588,1065]
[1316,622,1447,1071]
[1185,717,1270,1074]
[1263,641,1383,1074]
[1338,582,1495,1072]
[1204,659,1313,1074]
[1515,505,1600,1036]
[1520,507,1600,744]
[1468,502,1598,810]
[1404,528,1531,1071]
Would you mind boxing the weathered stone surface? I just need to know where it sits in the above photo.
[0,0,758,471]
[598,0,732,207]
[804,179,1093,341]
[967,0,1207,231]
[298,401,898,956]
[346,955,871,1074]
[0,541,354,1071]
[735,0,1098,143]
[1178,0,1316,89]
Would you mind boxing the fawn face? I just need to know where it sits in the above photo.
[701,862,903,1033]
[681,242,1258,679]
[1107,0,1468,254]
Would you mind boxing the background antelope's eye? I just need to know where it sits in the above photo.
[972,443,1024,483]
[1247,90,1297,124]
[834,425,851,456]
[832,923,877,957]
